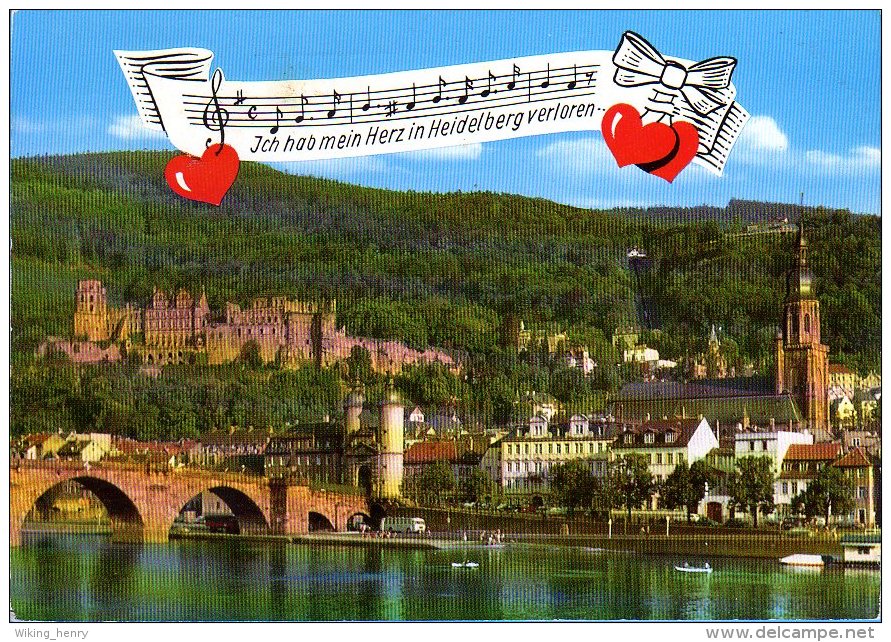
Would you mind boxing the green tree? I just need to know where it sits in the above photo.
[345,345,374,387]
[610,454,654,525]
[416,460,456,505]
[790,465,855,525]
[239,340,263,369]
[660,459,714,522]
[460,468,494,505]
[549,459,596,515]
[729,456,775,527]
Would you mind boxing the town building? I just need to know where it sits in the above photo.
[828,363,858,395]
[484,414,618,506]
[774,442,842,516]
[613,417,719,485]
[833,447,877,527]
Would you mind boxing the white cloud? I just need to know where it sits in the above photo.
[737,115,789,152]
[108,115,166,140]
[400,143,483,161]
[536,135,618,176]
[805,145,880,173]
[11,116,45,134]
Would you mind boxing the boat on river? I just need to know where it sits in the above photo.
[451,561,480,568]
[779,554,826,567]
[674,563,712,574]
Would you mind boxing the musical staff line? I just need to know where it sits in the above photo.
[179,63,601,131]
[182,87,602,131]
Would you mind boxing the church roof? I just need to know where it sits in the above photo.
[616,376,774,401]
[612,378,800,425]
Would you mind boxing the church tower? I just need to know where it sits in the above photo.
[776,226,829,435]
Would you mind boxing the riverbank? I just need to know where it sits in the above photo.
[28,522,853,561]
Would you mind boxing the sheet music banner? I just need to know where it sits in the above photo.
[116,37,748,175]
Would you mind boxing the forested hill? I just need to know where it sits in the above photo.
[10,152,881,376]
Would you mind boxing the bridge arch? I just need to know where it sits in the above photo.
[308,511,335,532]
[171,485,270,536]
[20,475,146,543]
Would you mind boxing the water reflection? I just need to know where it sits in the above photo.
[10,535,881,622]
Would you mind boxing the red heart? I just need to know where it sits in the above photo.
[602,103,678,167]
[639,122,700,183]
[164,144,240,206]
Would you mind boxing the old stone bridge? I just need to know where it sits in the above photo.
[10,461,372,547]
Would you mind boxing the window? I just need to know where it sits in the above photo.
[524,444,529,455]
[507,444,512,456]
[556,444,561,454]
[549,444,553,454]
[859,486,867,499]
[782,482,788,494]
[750,441,755,451]
[667,453,673,464]
[644,433,655,444]
[804,314,810,334]
[624,434,633,444]
[792,482,798,495]
[656,453,662,464]
[762,440,768,451]
[853,438,861,447]
[665,432,675,443]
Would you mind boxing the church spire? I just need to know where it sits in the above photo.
[787,223,814,301]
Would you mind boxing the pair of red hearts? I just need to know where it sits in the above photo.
[164,144,240,206]
[602,103,699,183]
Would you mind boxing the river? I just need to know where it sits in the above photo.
[9,533,880,621]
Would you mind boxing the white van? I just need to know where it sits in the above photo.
[380,517,426,533]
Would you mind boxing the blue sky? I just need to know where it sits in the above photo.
[10,10,882,214]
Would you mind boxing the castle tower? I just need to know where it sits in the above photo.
[776,226,829,435]
[377,383,405,499]
[344,387,364,436]
[73,280,109,341]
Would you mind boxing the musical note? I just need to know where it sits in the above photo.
[386,100,397,117]
[235,89,246,106]
[541,64,550,88]
[270,106,282,134]
[507,64,520,90]
[481,71,496,97]
[459,76,473,104]
[432,76,446,103]
[295,95,308,123]
[406,83,416,111]
[567,65,577,90]
[585,69,595,85]
[247,105,257,120]
[201,68,229,152]
[327,90,342,118]
[362,86,371,112]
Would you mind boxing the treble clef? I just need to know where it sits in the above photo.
[202,68,229,155]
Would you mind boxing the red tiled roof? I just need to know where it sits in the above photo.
[785,443,842,461]
[404,441,457,464]
[829,364,855,375]
[834,447,871,468]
